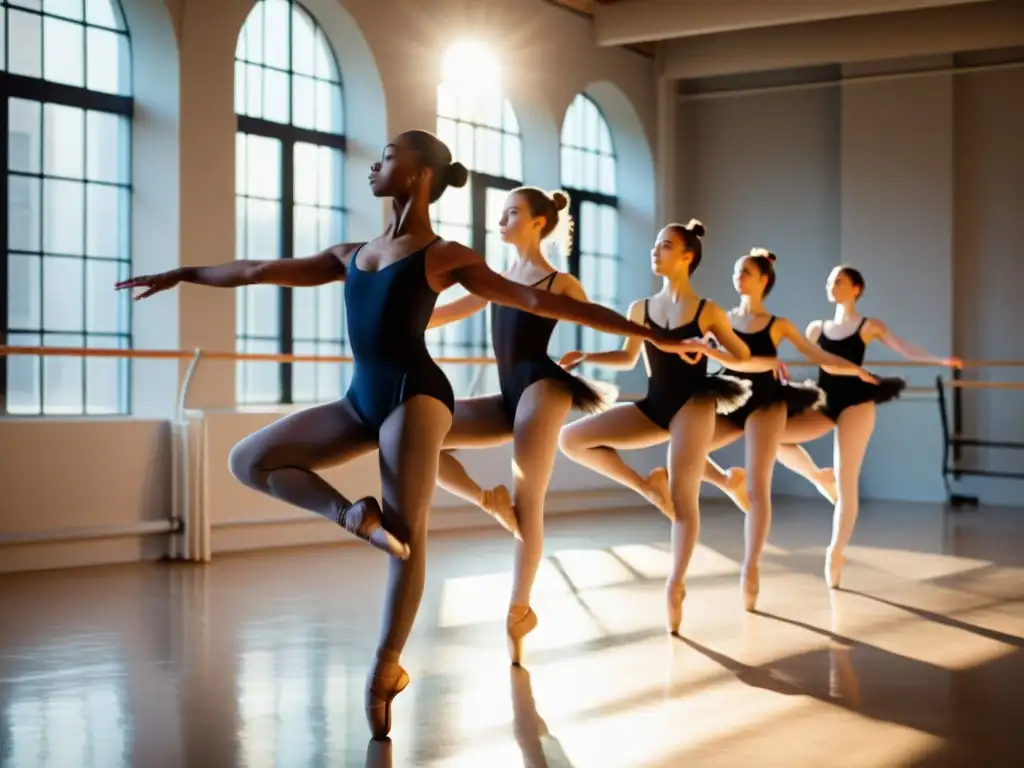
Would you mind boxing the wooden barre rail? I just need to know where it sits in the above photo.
[1,345,1022,369]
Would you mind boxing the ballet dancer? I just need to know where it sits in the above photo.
[115,130,699,738]
[427,187,617,664]
[729,264,962,588]
[557,221,788,634]
[696,249,877,611]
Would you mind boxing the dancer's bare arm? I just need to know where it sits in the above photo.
[559,300,647,371]
[116,244,357,299]
[427,294,489,329]
[864,319,963,368]
[777,317,878,382]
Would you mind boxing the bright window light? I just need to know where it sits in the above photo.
[441,41,500,97]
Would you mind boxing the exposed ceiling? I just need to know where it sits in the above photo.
[549,0,998,48]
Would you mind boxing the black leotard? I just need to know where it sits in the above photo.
[722,316,822,428]
[491,272,613,427]
[344,238,455,434]
[635,299,750,431]
[816,318,905,422]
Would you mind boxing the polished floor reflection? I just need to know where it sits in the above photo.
[2,499,1023,767]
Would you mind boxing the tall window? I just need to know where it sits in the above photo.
[2,0,133,415]
[234,0,345,406]
[561,94,618,380]
[430,78,522,391]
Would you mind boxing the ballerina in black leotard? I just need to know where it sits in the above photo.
[557,221,788,634]
[723,265,962,589]
[426,187,616,665]
[696,250,876,611]
[115,131,698,739]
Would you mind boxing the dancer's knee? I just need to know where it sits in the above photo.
[228,436,265,489]
[557,423,588,456]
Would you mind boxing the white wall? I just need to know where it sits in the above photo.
[674,52,1024,506]
[0,0,660,572]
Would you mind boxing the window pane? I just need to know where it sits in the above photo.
[479,94,502,129]
[243,134,281,199]
[437,118,457,159]
[317,146,342,206]
[237,338,281,404]
[86,0,122,30]
[292,75,316,130]
[1,10,6,73]
[234,60,247,113]
[292,204,317,261]
[8,10,42,79]
[583,153,598,192]
[85,334,126,414]
[86,27,129,96]
[85,258,122,333]
[474,128,500,177]
[43,179,85,254]
[235,195,247,259]
[293,142,317,204]
[44,0,82,20]
[86,111,129,183]
[317,207,342,250]
[262,0,290,69]
[599,121,613,155]
[502,100,519,134]
[43,255,84,332]
[245,198,281,260]
[8,254,41,330]
[242,283,279,338]
[44,103,85,179]
[456,121,474,168]
[600,155,616,196]
[9,98,42,173]
[313,31,338,81]
[244,64,263,119]
[8,175,41,252]
[7,333,42,414]
[316,342,343,401]
[560,146,574,189]
[502,135,521,181]
[291,9,316,76]
[315,81,342,134]
[43,16,84,87]
[43,334,84,414]
[291,340,317,404]
[316,283,342,340]
[437,182,469,227]
[601,206,617,256]
[262,67,290,124]
[241,2,264,63]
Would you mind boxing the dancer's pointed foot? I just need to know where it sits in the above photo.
[365,736,393,768]
[480,485,520,540]
[723,467,751,514]
[740,564,760,612]
[825,547,846,589]
[666,580,686,635]
[507,604,538,666]
[643,467,674,519]
[340,497,410,559]
[812,467,838,505]
[365,657,410,739]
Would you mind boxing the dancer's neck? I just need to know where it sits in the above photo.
[661,273,697,303]
[833,302,859,324]
[516,243,555,274]
[387,197,432,239]
[736,295,766,315]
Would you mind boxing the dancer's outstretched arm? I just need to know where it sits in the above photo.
[115,244,356,298]
[863,319,962,368]
[558,300,647,372]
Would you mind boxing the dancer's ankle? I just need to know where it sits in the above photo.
[375,647,400,666]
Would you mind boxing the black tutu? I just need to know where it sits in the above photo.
[557,367,619,414]
[783,380,827,416]
[871,376,907,404]
[701,374,754,415]
[814,374,908,421]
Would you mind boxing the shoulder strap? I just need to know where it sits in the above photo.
[543,272,559,290]
[643,299,652,326]
[766,315,777,331]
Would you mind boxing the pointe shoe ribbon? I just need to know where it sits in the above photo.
[339,497,411,559]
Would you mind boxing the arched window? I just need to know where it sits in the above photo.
[561,94,618,380]
[429,76,522,391]
[234,0,345,406]
[2,0,132,415]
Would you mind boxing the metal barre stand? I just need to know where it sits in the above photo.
[936,368,1024,509]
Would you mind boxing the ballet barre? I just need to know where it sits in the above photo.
[936,369,1024,509]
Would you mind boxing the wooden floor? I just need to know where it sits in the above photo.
[1,499,1022,767]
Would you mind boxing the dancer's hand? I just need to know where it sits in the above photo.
[115,269,182,300]
[857,368,880,384]
[772,360,790,383]
[943,356,964,369]
[559,350,586,371]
